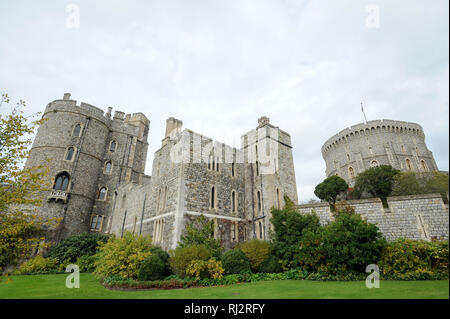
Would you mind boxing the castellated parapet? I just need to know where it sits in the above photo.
[25,93,150,240]
[321,119,438,186]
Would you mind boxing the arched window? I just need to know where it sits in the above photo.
[54,172,70,191]
[348,166,355,178]
[65,147,75,161]
[421,160,428,172]
[370,160,378,168]
[256,161,259,176]
[406,158,412,171]
[231,191,236,213]
[72,124,82,137]
[231,162,235,177]
[104,161,112,174]
[109,140,117,152]
[211,186,216,209]
[98,187,107,200]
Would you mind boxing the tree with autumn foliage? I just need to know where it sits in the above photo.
[0,93,58,271]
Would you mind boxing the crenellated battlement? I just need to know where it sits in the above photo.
[321,119,424,156]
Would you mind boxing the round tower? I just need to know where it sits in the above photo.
[321,119,439,186]
[25,93,112,239]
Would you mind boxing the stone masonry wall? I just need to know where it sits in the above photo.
[297,193,449,241]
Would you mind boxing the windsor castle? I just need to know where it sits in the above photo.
[24,93,448,249]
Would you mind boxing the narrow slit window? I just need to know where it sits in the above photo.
[65,147,74,161]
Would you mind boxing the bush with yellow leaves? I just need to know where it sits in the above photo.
[186,258,224,281]
[93,232,152,281]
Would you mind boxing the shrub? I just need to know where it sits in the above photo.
[221,248,251,274]
[168,244,212,278]
[178,215,222,257]
[16,256,60,275]
[270,198,320,269]
[379,238,449,279]
[297,206,386,275]
[137,254,166,281]
[48,232,109,264]
[75,254,98,273]
[186,258,224,280]
[93,232,153,280]
[237,240,271,272]
[259,255,282,273]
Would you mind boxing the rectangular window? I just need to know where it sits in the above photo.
[90,215,103,231]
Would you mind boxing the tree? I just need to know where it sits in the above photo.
[422,172,449,202]
[270,195,321,270]
[352,165,400,202]
[297,206,386,275]
[178,214,222,257]
[391,172,421,196]
[314,175,349,206]
[0,93,56,271]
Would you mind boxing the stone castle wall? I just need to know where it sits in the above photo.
[321,119,438,186]
[25,93,150,240]
[297,193,449,241]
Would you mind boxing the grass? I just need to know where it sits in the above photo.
[0,273,448,299]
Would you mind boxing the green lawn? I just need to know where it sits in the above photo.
[0,273,448,299]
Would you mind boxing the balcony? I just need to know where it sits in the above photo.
[47,190,68,203]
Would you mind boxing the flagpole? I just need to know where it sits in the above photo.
[361,102,368,124]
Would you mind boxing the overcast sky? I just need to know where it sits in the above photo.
[0,0,448,202]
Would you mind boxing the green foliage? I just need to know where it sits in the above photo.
[16,256,60,275]
[137,254,166,281]
[297,206,386,275]
[353,165,400,200]
[259,255,282,273]
[48,232,109,264]
[422,172,449,202]
[236,240,271,272]
[103,275,198,289]
[391,171,449,202]
[270,201,320,269]
[93,232,153,280]
[186,258,224,280]
[179,215,222,257]
[391,172,422,196]
[168,244,212,278]
[314,175,349,205]
[137,246,170,281]
[75,254,98,273]
[0,211,57,270]
[379,238,449,280]
[220,248,251,275]
[0,94,56,270]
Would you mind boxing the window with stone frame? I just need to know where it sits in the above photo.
[72,123,82,137]
[420,160,428,172]
[98,187,107,200]
[406,158,413,171]
[54,172,70,191]
[348,166,355,179]
[104,161,112,174]
[231,190,237,213]
[90,215,103,231]
[210,186,216,209]
[109,140,117,152]
[65,146,75,161]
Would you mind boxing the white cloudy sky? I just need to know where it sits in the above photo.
[0,0,448,202]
